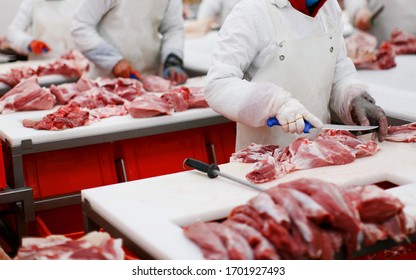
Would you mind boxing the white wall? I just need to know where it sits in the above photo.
[0,0,22,34]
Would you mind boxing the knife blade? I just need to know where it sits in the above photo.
[267,117,378,133]
[184,158,265,192]
[370,5,384,24]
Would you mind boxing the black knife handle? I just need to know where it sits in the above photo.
[184,158,219,178]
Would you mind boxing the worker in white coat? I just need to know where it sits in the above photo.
[344,0,416,43]
[6,0,81,60]
[205,0,388,151]
[71,0,188,84]
[197,0,242,28]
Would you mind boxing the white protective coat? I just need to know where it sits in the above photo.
[197,0,242,27]
[344,0,416,43]
[6,0,81,60]
[205,0,368,151]
[71,0,185,78]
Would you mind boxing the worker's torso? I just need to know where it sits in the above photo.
[31,0,80,60]
[237,0,340,150]
[96,0,169,77]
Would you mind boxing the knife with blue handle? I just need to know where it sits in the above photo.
[267,117,378,133]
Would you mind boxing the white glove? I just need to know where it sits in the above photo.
[276,98,323,134]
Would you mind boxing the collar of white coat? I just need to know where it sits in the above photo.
[269,0,290,8]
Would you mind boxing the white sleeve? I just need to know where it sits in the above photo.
[330,6,368,125]
[343,0,368,24]
[6,0,34,55]
[71,0,122,71]
[159,0,185,64]
[197,0,222,20]
[205,3,292,128]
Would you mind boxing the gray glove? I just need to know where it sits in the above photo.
[350,92,388,142]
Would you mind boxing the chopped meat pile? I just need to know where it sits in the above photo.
[0,50,89,87]
[231,130,379,184]
[14,231,124,260]
[345,31,396,70]
[386,29,416,55]
[184,178,412,260]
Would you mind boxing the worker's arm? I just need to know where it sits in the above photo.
[6,0,34,55]
[343,0,370,30]
[71,0,123,72]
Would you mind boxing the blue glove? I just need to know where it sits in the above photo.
[163,54,188,84]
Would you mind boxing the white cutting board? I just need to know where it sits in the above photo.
[358,55,416,122]
[0,77,213,147]
[82,137,416,259]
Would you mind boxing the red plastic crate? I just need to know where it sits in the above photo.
[23,143,118,198]
[116,128,209,181]
[0,141,7,190]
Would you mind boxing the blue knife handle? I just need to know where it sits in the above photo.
[267,117,313,133]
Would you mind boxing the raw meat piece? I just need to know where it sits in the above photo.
[230,143,280,163]
[224,220,280,260]
[50,83,82,105]
[0,76,56,114]
[142,75,172,92]
[188,87,209,108]
[247,137,356,183]
[14,232,124,260]
[206,223,254,260]
[248,192,291,227]
[228,205,264,231]
[37,49,89,78]
[89,105,128,119]
[342,185,404,223]
[387,29,416,55]
[183,221,229,260]
[128,93,174,118]
[278,178,362,257]
[22,103,89,130]
[161,86,190,112]
[318,130,379,157]
[95,77,144,101]
[70,87,125,109]
[0,66,37,87]
[385,122,416,142]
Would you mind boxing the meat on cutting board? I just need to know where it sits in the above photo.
[36,49,90,78]
[142,75,172,92]
[385,122,416,142]
[0,76,56,114]
[240,130,378,184]
[128,93,174,118]
[184,178,412,260]
[14,231,124,260]
[0,66,38,87]
[386,29,416,55]
[161,86,190,112]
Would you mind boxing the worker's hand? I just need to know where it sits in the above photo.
[163,53,188,85]
[350,92,388,142]
[28,40,51,54]
[112,59,143,80]
[354,8,372,31]
[163,66,188,85]
[276,98,323,134]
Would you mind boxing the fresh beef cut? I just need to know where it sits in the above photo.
[385,122,416,142]
[0,76,56,114]
[161,86,190,112]
[142,75,172,92]
[128,93,174,118]
[386,29,416,55]
[37,49,89,78]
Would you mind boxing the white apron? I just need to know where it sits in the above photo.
[92,0,169,78]
[31,0,80,60]
[236,1,340,151]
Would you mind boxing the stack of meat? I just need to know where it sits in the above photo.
[0,50,90,87]
[8,74,208,130]
[345,28,416,70]
[184,178,413,260]
[14,231,125,260]
[231,130,379,184]
[345,31,396,70]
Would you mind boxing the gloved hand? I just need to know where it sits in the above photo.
[163,53,188,84]
[276,98,323,134]
[350,92,388,141]
[354,8,372,31]
[112,59,143,80]
[28,40,50,54]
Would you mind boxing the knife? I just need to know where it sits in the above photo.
[370,5,384,24]
[184,158,265,192]
[267,117,378,133]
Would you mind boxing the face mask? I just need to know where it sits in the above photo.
[306,0,319,7]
